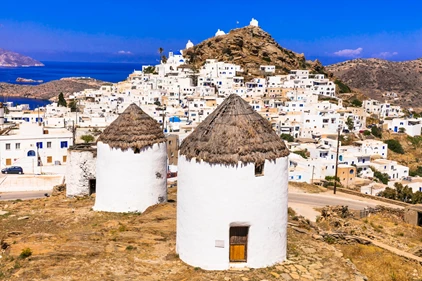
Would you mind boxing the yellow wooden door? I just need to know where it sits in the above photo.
[230,244,246,261]
[62,155,67,163]
[47,156,52,163]
[5,158,11,165]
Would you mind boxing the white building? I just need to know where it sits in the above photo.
[0,123,73,174]
[177,94,289,270]
[65,144,97,197]
[386,118,422,136]
[93,103,167,213]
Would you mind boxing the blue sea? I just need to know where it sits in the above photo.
[0,61,152,109]
[0,61,149,84]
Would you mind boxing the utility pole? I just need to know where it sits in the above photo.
[311,165,315,185]
[333,127,341,194]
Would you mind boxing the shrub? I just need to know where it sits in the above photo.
[19,248,32,259]
[371,126,382,138]
[262,56,271,63]
[363,130,371,136]
[373,170,390,184]
[351,99,362,107]
[334,79,351,93]
[80,134,95,143]
[293,150,308,159]
[280,133,294,142]
[384,139,404,154]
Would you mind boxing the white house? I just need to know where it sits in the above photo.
[177,94,289,270]
[0,123,73,174]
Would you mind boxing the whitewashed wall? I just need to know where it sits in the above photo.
[176,156,288,270]
[65,149,96,197]
[94,141,167,213]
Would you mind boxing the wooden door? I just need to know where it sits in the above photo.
[47,156,52,164]
[62,155,67,163]
[229,227,248,262]
[5,159,11,166]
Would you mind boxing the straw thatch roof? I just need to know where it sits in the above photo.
[179,94,289,165]
[98,103,166,151]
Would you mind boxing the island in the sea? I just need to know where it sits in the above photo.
[0,48,44,67]
[16,77,44,83]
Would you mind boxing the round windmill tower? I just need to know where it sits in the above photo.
[94,103,167,213]
[176,94,290,270]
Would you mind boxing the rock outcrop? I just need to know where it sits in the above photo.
[183,26,325,77]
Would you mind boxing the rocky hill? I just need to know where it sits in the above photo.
[183,26,325,77]
[0,48,44,67]
[0,78,110,100]
[327,58,422,108]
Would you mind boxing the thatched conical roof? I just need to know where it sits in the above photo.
[179,94,289,165]
[98,103,166,151]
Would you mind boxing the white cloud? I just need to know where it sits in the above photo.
[374,51,398,59]
[117,50,132,55]
[333,47,363,57]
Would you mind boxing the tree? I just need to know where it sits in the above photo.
[399,127,406,134]
[68,100,78,112]
[363,130,371,136]
[280,133,294,142]
[412,191,422,204]
[379,187,397,200]
[394,183,413,203]
[58,92,67,107]
[351,99,362,107]
[372,169,390,184]
[371,126,382,138]
[80,134,95,143]
[384,139,405,154]
[346,116,354,131]
[143,66,155,74]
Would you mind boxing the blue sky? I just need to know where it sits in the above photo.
[1,0,421,65]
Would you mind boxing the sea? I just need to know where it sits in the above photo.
[0,61,152,109]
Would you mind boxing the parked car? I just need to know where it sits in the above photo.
[1,166,24,174]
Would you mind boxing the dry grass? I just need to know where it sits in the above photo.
[338,244,422,281]
[98,103,166,152]
[289,182,325,193]
[180,94,289,165]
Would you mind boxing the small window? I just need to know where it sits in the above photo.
[36,142,43,149]
[15,143,20,150]
[255,162,264,177]
[47,142,52,148]
[60,141,68,148]
[5,143,10,150]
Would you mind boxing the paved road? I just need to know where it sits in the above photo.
[1,190,401,211]
[0,191,51,201]
[288,192,381,210]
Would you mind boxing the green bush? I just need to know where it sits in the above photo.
[373,170,390,184]
[384,139,404,154]
[80,134,95,143]
[19,248,32,259]
[280,133,294,142]
[351,99,362,107]
[363,130,371,136]
[293,150,308,159]
[334,79,351,93]
[371,126,382,138]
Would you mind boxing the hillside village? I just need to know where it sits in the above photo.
[0,19,421,202]
[1,19,422,281]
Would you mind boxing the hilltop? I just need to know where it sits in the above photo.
[327,58,422,108]
[0,78,111,100]
[183,26,326,77]
[0,49,44,67]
